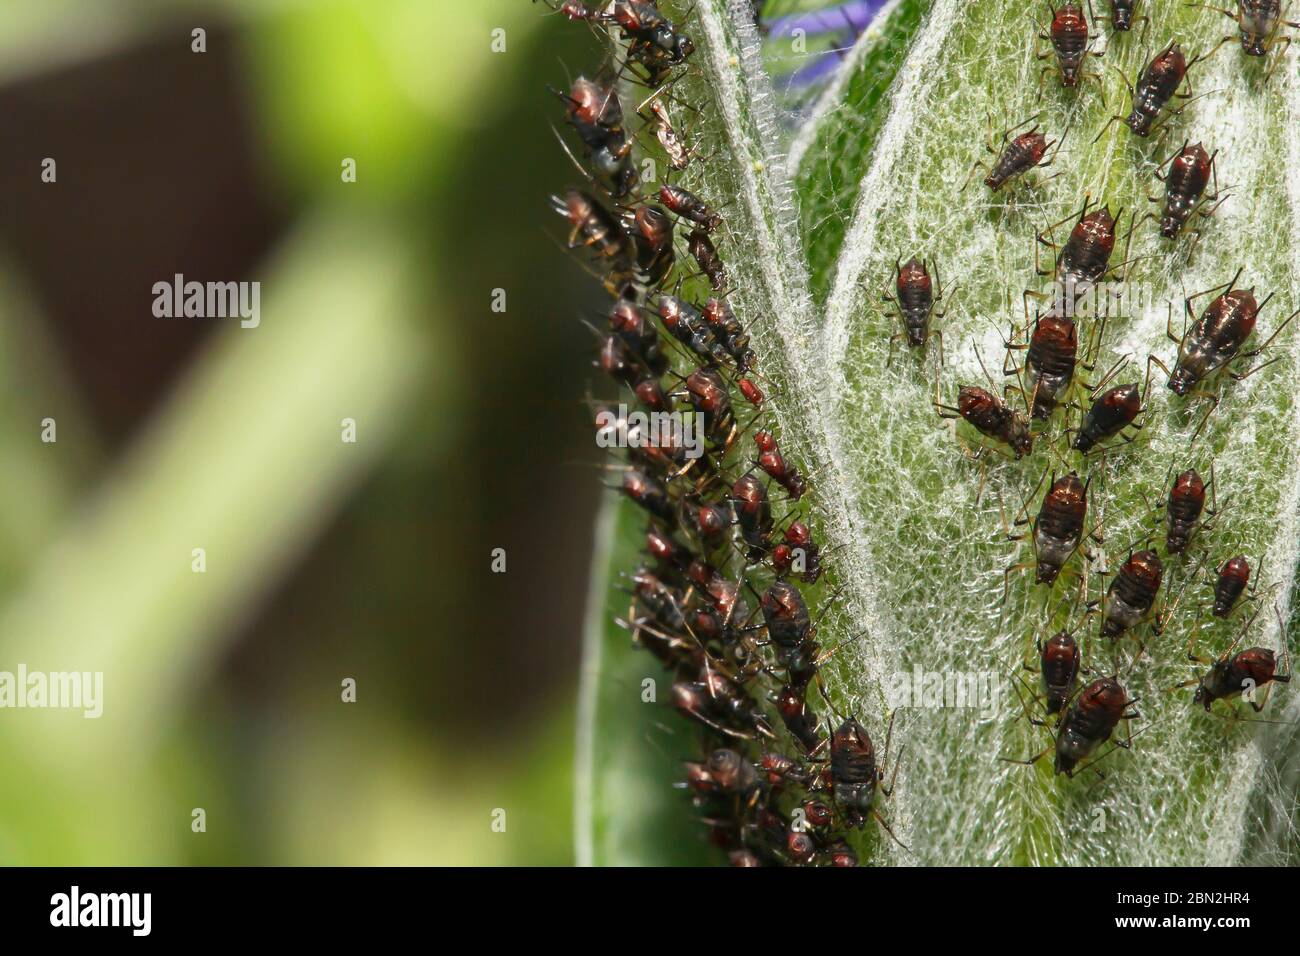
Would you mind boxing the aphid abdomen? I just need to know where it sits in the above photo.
[1026,315,1078,419]
[1240,0,1282,54]
[1213,556,1250,616]
[1054,678,1127,773]
[1041,632,1081,713]
[1051,6,1091,85]
[1165,469,1205,553]
[895,259,933,346]
[1101,551,1162,638]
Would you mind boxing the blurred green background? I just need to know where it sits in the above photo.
[0,0,611,865]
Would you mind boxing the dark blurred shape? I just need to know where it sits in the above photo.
[0,22,284,444]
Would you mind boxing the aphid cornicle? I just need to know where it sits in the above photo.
[1213,556,1250,617]
[1072,382,1141,453]
[659,184,723,233]
[1100,549,1163,640]
[1039,1,1097,87]
[1039,630,1082,716]
[1153,142,1220,241]
[1053,677,1137,775]
[940,385,1033,458]
[1165,469,1206,554]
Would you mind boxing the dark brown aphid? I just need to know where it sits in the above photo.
[554,189,631,264]
[693,499,732,548]
[703,298,755,371]
[1037,201,1124,301]
[1100,549,1163,639]
[1192,645,1290,711]
[1202,0,1299,59]
[983,124,1053,190]
[1007,471,1089,590]
[1165,469,1206,554]
[1213,556,1250,617]
[782,521,823,583]
[630,205,675,288]
[659,184,723,232]
[754,430,807,500]
[1039,630,1082,716]
[707,747,760,795]
[826,840,858,867]
[1071,382,1141,453]
[884,257,944,359]
[1052,677,1137,775]
[730,473,773,556]
[1104,0,1145,32]
[609,299,668,376]
[1038,1,1097,87]
[610,1,695,81]
[631,567,689,635]
[829,717,902,843]
[1153,142,1221,241]
[776,685,824,755]
[759,751,814,788]
[688,230,728,291]
[938,385,1033,459]
[622,467,676,523]
[1163,272,1297,396]
[1022,311,1079,420]
[682,368,735,445]
[554,77,638,197]
[761,580,812,656]
[1104,41,1191,138]
[657,294,728,364]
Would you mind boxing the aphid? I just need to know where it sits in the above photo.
[1038,630,1083,717]
[1212,555,1251,617]
[553,189,631,264]
[761,580,812,658]
[1161,271,1298,397]
[883,257,945,363]
[759,751,814,788]
[1165,468,1212,555]
[687,230,728,291]
[776,685,824,755]
[780,521,823,583]
[535,0,599,21]
[1099,549,1164,640]
[1190,638,1290,712]
[1098,41,1194,139]
[966,114,1062,192]
[1100,0,1148,33]
[553,77,638,197]
[738,378,765,407]
[730,473,773,556]
[657,294,728,364]
[1150,141,1224,243]
[1018,310,1080,420]
[825,840,859,868]
[1052,678,1138,775]
[703,298,755,371]
[1035,199,1127,305]
[706,747,760,796]
[630,204,675,288]
[1036,1,1100,88]
[1004,471,1089,593]
[1071,381,1143,454]
[936,385,1033,459]
[645,525,689,573]
[645,97,708,171]
[754,430,807,500]
[681,368,736,445]
[658,184,723,233]
[729,849,762,867]
[622,467,676,523]
[693,499,732,548]
[786,828,818,865]
[610,1,695,80]
[609,299,669,376]
[631,568,690,636]
[1200,0,1299,62]
[829,717,904,843]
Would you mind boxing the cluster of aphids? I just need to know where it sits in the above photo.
[885,1,1297,778]
[541,0,898,865]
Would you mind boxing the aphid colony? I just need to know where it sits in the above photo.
[895,2,1296,779]
[541,0,901,865]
